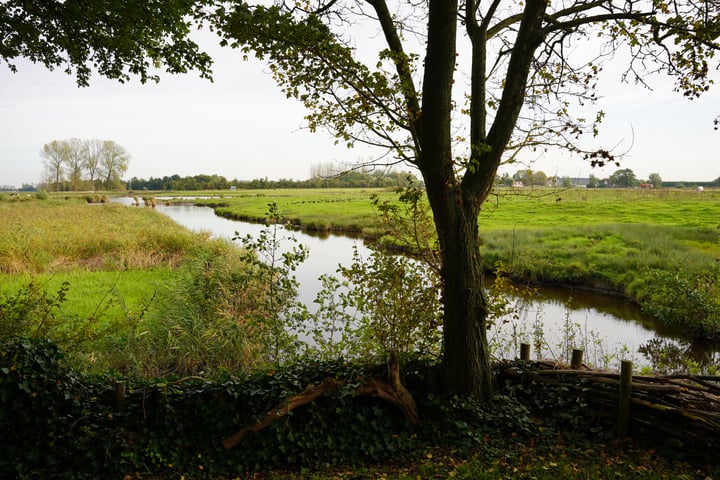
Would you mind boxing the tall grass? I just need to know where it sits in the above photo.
[0,197,283,377]
[0,199,213,273]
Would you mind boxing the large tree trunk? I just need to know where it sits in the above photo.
[419,0,494,399]
[418,0,548,400]
[434,189,495,400]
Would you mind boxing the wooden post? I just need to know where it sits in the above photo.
[114,381,126,411]
[520,343,531,361]
[618,360,633,438]
[571,349,584,369]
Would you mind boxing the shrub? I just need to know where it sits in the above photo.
[640,270,720,340]
[98,246,278,378]
[308,245,442,364]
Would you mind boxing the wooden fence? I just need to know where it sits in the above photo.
[502,343,720,447]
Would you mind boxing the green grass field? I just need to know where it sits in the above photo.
[479,188,719,284]
[182,187,720,285]
[0,197,228,322]
[191,187,398,232]
[0,268,177,323]
[180,186,720,337]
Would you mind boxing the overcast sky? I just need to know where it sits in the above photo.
[1,30,718,188]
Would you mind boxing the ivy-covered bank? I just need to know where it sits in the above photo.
[0,339,473,478]
[3,338,719,479]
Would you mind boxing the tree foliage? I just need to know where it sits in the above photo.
[39,138,130,191]
[0,0,213,86]
[609,168,640,187]
[648,172,663,188]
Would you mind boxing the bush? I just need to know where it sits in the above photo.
[639,270,720,340]
[97,246,279,378]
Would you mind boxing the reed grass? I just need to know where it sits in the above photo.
[0,199,214,273]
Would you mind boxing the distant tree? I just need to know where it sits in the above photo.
[64,138,85,191]
[533,171,548,187]
[310,162,338,179]
[561,176,573,188]
[498,172,513,187]
[587,174,600,188]
[609,168,639,188]
[512,169,531,186]
[40,140,67,192]
[99,141,130,190]
[83,139,103,189]
[513,169,548,187]
[648,173,663,189]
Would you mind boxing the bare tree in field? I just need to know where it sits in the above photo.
[99,140,130,190]
[83,138,104,190]
[309,161,338,178]
[40,140,68,192]
[64,138,85,191]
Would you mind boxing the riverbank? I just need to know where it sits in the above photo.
[183,187,720,340]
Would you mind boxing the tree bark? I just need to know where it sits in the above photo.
[418,0,548,400]
[436,199,495,400]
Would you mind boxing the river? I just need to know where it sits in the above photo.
[115,197,717,371]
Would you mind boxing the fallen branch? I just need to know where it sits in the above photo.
[223,354,418,450]
[223,377,340,449]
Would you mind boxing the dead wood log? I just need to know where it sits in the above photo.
[223,354,418,450]
[356,352,419,425]
[223,377,340,449]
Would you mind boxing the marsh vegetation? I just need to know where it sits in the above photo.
[1,188,719,478]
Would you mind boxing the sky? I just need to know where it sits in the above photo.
[1,29,719,188]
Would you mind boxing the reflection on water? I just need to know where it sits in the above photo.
[112,197,718,371]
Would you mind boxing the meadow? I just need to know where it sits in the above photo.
[186,186,720,337]
[3,188,718,339]
[194,187,399,233]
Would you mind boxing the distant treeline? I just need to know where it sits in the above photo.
[126,170,422,191]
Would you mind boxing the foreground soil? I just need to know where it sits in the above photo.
[250,441,716,479]
[133,436,718,479]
